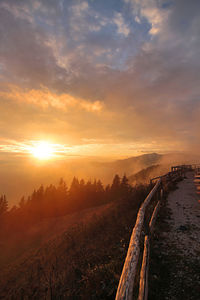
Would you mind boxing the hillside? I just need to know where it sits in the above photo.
[93,152,200,180]
[0,152,199,299]
[0,185,149,299]
[0,203,111,269]
[129,164,161,184]
[93,153,162,177]
[128,164,172,184]
[127,152,200,185]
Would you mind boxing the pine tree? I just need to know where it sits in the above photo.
[111,174,121,190]
[0,195,8,215]
[19,196,25,208]
[69,177,80,194]
[121,174,130,198]
[110,174,121,200]
[96,180,104,193]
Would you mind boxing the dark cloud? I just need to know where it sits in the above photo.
[0,4,69,89]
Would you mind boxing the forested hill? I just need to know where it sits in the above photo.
[0,173,149,299]
[0,173,139,266]
[129,164,161,183]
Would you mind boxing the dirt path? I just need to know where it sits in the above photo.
[149,172,200,300]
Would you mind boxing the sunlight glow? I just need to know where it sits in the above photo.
[30,141,54,160]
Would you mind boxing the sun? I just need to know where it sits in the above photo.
[30,141,54,160]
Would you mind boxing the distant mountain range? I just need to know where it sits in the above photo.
[1,151,199,205]
[93,152,200,180]
[93,153,162,176]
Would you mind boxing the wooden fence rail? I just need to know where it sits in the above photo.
[115,164,193,300]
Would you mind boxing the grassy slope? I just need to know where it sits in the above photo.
[0,186,148,299]
[0,204,111,269]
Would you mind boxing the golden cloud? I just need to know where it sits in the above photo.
[0,84,103,113]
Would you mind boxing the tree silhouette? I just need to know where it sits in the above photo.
[0,195,8,215]
[121,174,131,198]
[110,174,121,200]
[1,173,134,226]
[19,196,26,208]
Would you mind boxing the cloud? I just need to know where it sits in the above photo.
[0,2,68,90]
[0,85,103,112]
[113,12,130,37]
[0,138,181,159]
[0,0,200,155]
[70,1,89,17]
[0,1,34,23]
[124,0,170,35]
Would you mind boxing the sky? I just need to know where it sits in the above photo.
[0,0,200,160]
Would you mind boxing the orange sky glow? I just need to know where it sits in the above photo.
[0,0,200,204]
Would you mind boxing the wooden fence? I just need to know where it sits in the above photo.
[115,165,193,300]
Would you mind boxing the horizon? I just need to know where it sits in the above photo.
[1,150,199,207]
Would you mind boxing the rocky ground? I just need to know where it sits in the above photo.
[149,172,200,300]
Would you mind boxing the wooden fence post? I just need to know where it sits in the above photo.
[138,236,150,300]
[115,179,161,300]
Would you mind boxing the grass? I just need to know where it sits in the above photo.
[0,185,149,299]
